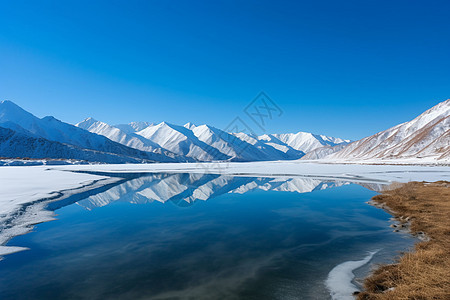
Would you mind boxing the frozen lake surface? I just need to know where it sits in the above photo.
[0,172,417,300]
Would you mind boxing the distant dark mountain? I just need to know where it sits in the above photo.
[0,100,181,163]
[0,126,150,163]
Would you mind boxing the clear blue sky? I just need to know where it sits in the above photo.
[1,0,449,140]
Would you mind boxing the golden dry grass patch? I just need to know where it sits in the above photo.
[358,181,450,300]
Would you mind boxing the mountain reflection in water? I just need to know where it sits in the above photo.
[0,173,413,300]
[74,173,381,210]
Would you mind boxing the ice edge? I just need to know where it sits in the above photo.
[326,250,380,300]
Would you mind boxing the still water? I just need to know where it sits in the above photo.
[0,173,415,299]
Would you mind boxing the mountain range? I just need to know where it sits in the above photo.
[76,118,351,162]
[0,101,181,163]
[319,99,450,162]
[0,99,449,164]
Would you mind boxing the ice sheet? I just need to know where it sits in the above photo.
[52,161,450,183]
[326,250,379,300]
[0,167,108,215]
[0,167,119,258]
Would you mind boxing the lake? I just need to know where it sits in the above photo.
[0,173,416,300]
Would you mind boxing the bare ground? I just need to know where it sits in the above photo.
[358,181,450,300]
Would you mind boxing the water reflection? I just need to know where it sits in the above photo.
[76,173,367,210]
[0,173,410,300]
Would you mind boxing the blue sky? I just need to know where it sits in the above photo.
[1,0,449,140]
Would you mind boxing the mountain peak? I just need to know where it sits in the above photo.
[129,121,152,129]
[327,98,450,161]
[1,100,15,105]
[423,98,450,116]
[194,124,211,129]
[184,122,196,130]
[0,100,39,128]
[0,100,27,112]
[112,121,153,134]
[76,117,99,127]
[157,121,177,129]
[0,100,23,106]
[41,116,60,122]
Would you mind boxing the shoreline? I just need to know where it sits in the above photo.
[0,173,122,260]
[1,157,450,167]
[358,181,450,299]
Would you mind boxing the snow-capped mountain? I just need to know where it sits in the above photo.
[2,100,346,163]
[79,119,307,162]
[183,122,196,130]
[325,99,450,161]
[300,144,348,160]
[263,132,350,153]
[77,119,347,162]
[76,118,185,162]
[4,97,448,164]
[191,124,305,161]
[135,122,227,161]
[232,132,304,159]
[0,101,178,163]
[114,121,153,134]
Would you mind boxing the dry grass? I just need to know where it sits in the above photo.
[358,181,450,300]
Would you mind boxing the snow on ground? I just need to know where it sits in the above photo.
[309,157,450,165]
[326,250,379,300]
[0,167,119,258]
[0,158,87,166]
[52,161,450,183]
[0,167,110,216]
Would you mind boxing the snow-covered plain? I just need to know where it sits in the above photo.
[0,167,114,215]
[0,167,119,257]
[52,161,450,183]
